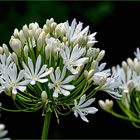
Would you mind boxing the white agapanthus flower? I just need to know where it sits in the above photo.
[72,94,98,122]
[134,47,140,61]
[64,19,97,47]
[48,67,75,97]
[0,63,28,95]
[23,55,53,85]
[60,45,88,74]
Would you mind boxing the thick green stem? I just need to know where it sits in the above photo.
[41,111,52,140]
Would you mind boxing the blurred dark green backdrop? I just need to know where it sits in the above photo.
[0,1,140,139]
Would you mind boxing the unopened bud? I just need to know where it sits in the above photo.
[55,23,65,38]
[122,61,128,72]
[127,58,134,70]
[96,50,105,62]
[37,32,45,51]
[22,24,29,39]
[11,52,19,65]
[18,30,26,44]
[3,44,9,56]
[99,99,113,111]
[24,45,29,57]
[41,91,48,103]
[0,47,3,54]
[13,28,19,37]
[9,37,22,56]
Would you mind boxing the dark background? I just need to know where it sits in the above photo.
[0,1,140,139]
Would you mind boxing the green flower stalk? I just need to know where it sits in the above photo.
[0,18,121,139]
[99,47,140,128]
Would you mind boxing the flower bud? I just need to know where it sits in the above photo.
[84,70,88,79]
[88,69,94,79]
[96,50,105,62]
[22,24,29,39]
[13,28,19,37]
[122,61,128,73]
[127,58,134,70]
[55,23,66,38]
[45,46,51,60]
[11,52,19,65]
[0,47,3,54]
[9,37,22,56]
[24,45,29,58]
[99,99,113,111]
[18,30,26,44]
[41,91,48,103]
[3,44,9,56]
[37,32,45,51]
[134,61,140,73]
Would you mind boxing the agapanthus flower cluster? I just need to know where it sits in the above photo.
[99,48,140,127]
[0,18,121,122]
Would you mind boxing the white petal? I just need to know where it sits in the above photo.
[17,86,26,92]
[72,58,88,66]
[79,111,89,122]
[35,55,41,75]
[28,57,34,75]
[50,72,55,83]
[30,80,36,85]
[59,67,66,81]
[48,83,54,89]
[78,94,86,106]
[12,88,17,94]
[53,89,59,97]
[38,78,48,83]
[16,70,25,82]
[65,45,70,59]
[80,98,95,108]
[61,84,75,90]
[55,67,61,81]
[60,88,70,96]
[74,111,78,118]
[61,75,74,84]
[23,62,31,76]
[37,65,47,76]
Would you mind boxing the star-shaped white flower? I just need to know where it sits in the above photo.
[0,63,28,95]
[48,67,75,97]
[64,19,97,47]
[23,55,53,85]
[72,94,98,122]
[60,45,88,74]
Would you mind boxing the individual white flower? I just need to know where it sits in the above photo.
[48,67,75,97]
[64,19,97,47]
[0,63,28,95]
[99,75,122,99]
[60,45,88,74]
[23,55,53,85]
[72,94,98,122]
[99,99,113,111]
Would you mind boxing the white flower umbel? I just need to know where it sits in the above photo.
[60,45,88,74]
[0,63,28,95]
[48,67,75,97]
[72,94,98,122]
[23,55,53,85]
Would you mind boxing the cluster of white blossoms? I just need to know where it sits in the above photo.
[0,18,121,122]
[99,48,140,127]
